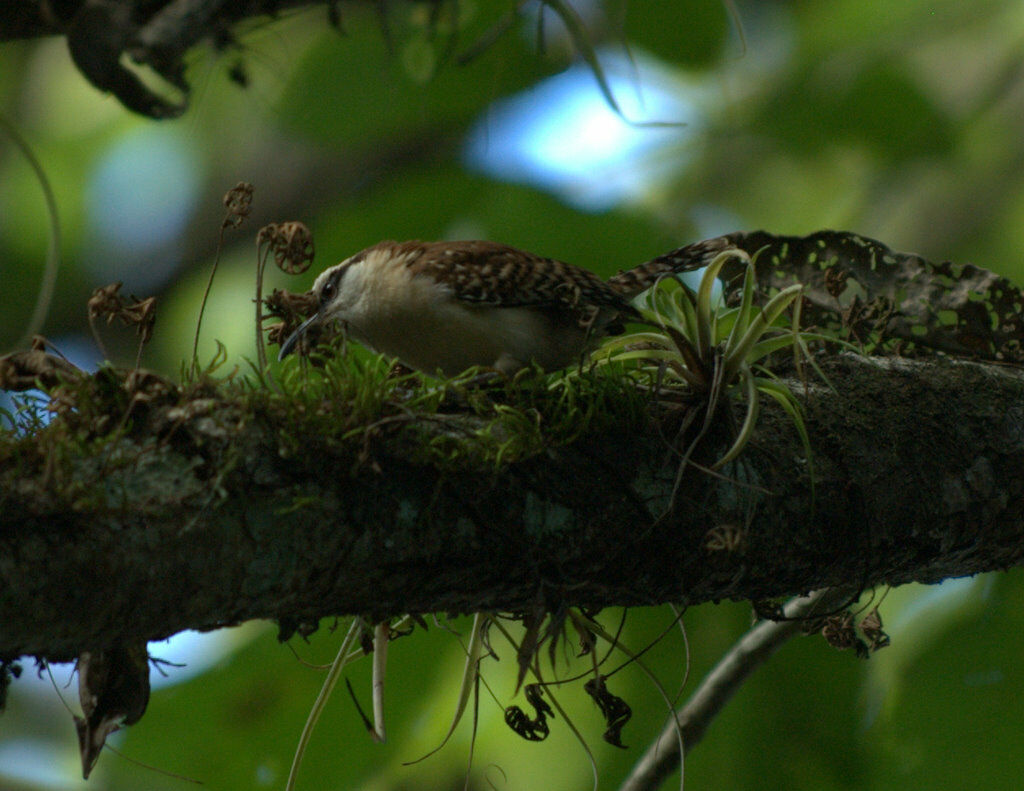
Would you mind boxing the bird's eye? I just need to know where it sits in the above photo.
[318,265,349,307]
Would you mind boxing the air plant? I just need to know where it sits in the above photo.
[598,248,814,476]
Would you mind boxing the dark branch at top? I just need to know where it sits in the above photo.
[2,1,325,117]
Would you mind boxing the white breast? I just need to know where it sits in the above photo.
[341,263,589,376]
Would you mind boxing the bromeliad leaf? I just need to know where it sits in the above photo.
[598,246,814,476]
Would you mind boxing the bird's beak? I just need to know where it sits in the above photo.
[277,312,321,361]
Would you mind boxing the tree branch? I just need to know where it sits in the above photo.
[0,0,322,43]
[1,1,325,117]
[2,353,1024,663]
[617,587,856,791]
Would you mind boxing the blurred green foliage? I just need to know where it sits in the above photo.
[3,0,1024,789]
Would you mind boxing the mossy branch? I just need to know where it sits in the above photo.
[2,353,1024,662]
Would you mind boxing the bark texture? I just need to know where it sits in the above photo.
[3,353,1024,663]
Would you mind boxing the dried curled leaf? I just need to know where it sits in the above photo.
[45,366,179,434]
[263,288,340,361]
[859,608,891,652]
[504,683,554,742]
[75,642,151,779]
[0,349,82,391]
[263,289,317,334]
[258,222,315,274]
[223,182,254,228]
[821,611,857,649]
[88,283,157,345]
[0,660,22,712]
[583,676,632,749]
[821,610,870,658]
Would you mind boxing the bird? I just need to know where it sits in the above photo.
[277,238,732,377]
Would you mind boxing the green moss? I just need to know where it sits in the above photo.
[255,347,651,472]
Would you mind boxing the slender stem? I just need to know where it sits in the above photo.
[0,115,60,353]
[191,226,225,375]
[371,622,388,743]
[255,244,269,372]
[285,618,363,791]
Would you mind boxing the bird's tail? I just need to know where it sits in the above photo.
[607,235,742,298]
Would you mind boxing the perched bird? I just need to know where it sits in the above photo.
[278,238,729,376]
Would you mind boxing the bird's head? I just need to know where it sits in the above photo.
[276,247,385,360]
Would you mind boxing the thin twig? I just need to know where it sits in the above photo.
[617,587,854,791]
[255,243,270,372]
[0,114,61,353]
[191,227,225,376]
